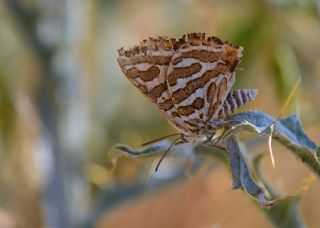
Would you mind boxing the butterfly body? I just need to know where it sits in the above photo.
[118,33,257,144]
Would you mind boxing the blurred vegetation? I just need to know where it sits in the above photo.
[0,0,319,227]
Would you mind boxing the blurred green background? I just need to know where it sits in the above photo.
[0,0,319,227]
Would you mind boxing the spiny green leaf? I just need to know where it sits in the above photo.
[224,135,276,206]
[226,110,320,176]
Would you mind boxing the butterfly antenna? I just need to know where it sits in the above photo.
[155,136,181,172]
[141,133,181,146]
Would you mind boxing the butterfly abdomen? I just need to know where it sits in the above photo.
[218,89,258,118]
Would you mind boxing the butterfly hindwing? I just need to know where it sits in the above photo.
[166,34,243,125]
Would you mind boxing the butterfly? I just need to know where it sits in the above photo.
[117,33,257,147]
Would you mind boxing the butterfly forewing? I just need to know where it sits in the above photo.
[117,38,190,133]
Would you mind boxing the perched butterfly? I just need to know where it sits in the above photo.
[117,33,257,146]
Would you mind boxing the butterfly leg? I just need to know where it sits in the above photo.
[201,140,226,151]
[203,129,225,150]
[202,119,232,149]
[205,131,215,142]
[215,128,227,144]
[206,118,239,144]
[215,119,242,143]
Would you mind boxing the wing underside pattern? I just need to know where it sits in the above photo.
[117,33,255,140]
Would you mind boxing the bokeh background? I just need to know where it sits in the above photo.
[0,0,320,227]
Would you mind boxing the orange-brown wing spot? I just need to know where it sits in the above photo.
[172,63,227,103]
[168,63,202,86]
[126,66,160,82]
[159,99,174,111]
[136,84,149,95]
[180,50,221,63]
[171,89,188,104]
[230,59,240,72]
[218,112,224,119]
[148,83,167,99]
[206,82,217,104]
[207,77,228,119]
[120,56,172,66]
[178,106,194,116]
[193,97,205,109]
[184,127,200,133]
[171,56,183,65]
[170,121,189,133]
[178,97,204,116]
[183,119,201,132]
[216,78,228,103]
[184,120,198,128]
[171,111,180,117]
[221,46,241,72]
[206,124,215,130]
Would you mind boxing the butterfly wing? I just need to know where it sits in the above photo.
[166,33,243,125]
[117,37,190,133]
